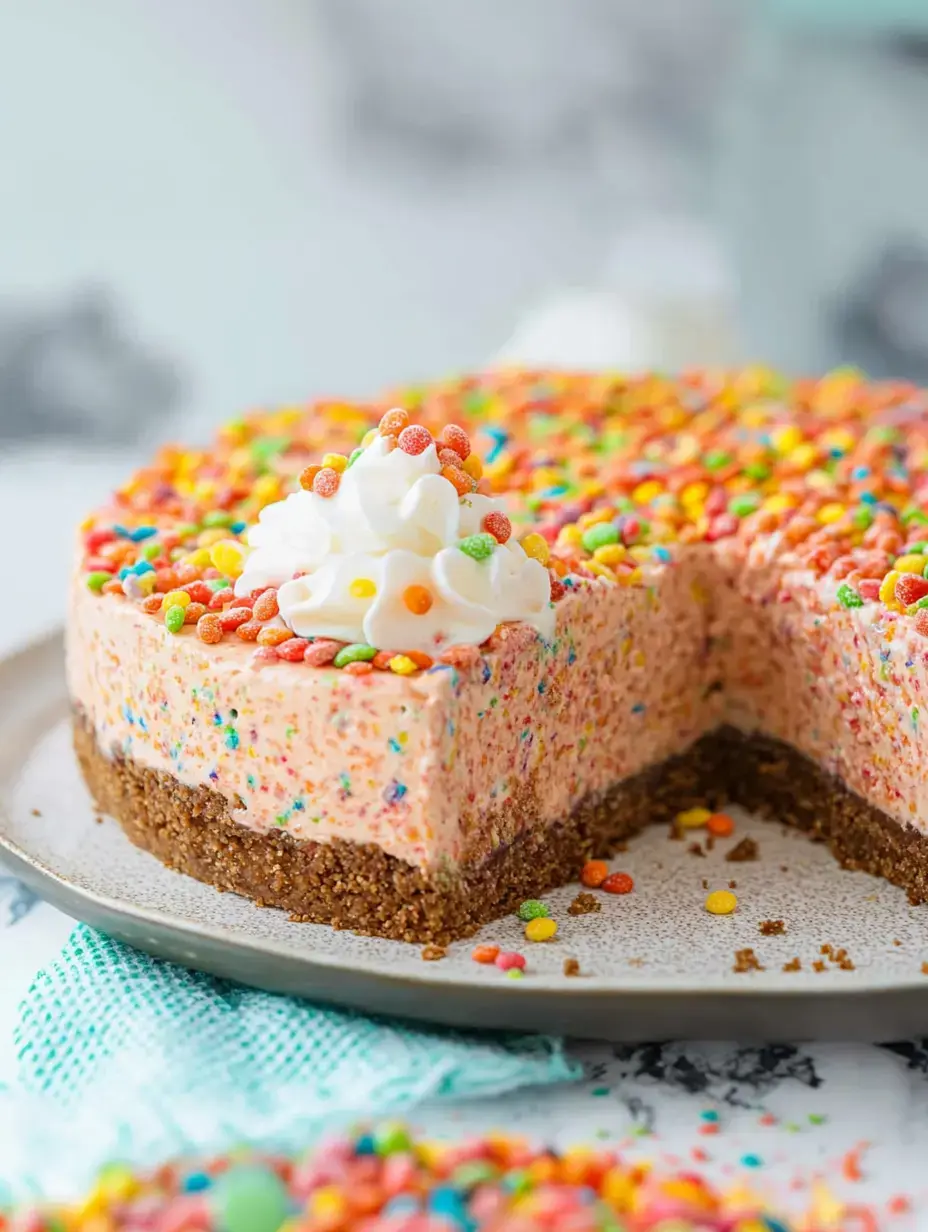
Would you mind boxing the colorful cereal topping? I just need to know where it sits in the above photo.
[5,1123,862,1229]
[79,368,928,678]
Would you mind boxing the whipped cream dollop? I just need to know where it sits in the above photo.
[235,431,555,653]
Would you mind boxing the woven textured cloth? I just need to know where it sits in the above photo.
[2,925,579,1196]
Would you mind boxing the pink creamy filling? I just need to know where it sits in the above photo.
[68,548,928,873]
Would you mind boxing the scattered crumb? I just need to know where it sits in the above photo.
[705,835,716,852]
[820,943,855,971]
[563,957,581,977]
[421,945,446,962]
[726,838,759,863]
[894,939,902,947]
[780,865,789,873]
[812,960,826,973]
[921,962,928,976]
[568,892,601,916]
[701,878,709,891]
[733,948,764,974]
[687,842,705,857]
[628,957,645,968]
[728,880,737,890]
[783,957,802,972]
[759,919,786,936]
[94,814,105,826]
[614,842,628,853]
[669,825,684,842]
[30,807,41,817]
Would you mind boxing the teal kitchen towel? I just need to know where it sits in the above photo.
[5,925,579,1194]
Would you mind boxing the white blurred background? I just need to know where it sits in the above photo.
[3,0,928,646]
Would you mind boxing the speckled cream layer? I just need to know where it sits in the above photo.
[68,553,722,871]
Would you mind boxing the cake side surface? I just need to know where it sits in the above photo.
[66,368,928,937]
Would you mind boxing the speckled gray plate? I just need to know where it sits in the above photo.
[4,633,928,1041]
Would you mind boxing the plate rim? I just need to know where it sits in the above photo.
[4,629,928,1013]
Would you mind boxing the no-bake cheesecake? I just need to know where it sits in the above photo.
[69,368,928,941]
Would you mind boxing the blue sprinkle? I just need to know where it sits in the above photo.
[740,1153,762,1168]
[860,491,877,505]
[225,729,240,751]
[383,778,407,806]
[128,525,157,542]
[208,770,219,782]
[567,646,577,665]
[427,663,455,675]
[354,1134,376,1156]
[481,660,492,683]
[213,713,223,726]
[181,1171,212,1192]
[631,702,646,715]
[113,524,130,538]
[293,799,304,812]
[388,737,402,753]
[652,545,671,562]
[133,560,155,576]
[118,567,132,581]
[700,1109,719,1122]
[230,520,247,534]
[537,680,546,694]
[383,1195,420,1216]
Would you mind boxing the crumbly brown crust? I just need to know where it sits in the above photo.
[74,715,928,942]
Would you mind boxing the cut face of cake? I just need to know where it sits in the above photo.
[68,370,928,942]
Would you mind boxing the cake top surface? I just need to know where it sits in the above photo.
[78,366,928,672]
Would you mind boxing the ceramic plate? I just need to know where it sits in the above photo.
[3,633,928,1041]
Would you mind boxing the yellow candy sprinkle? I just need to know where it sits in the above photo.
[210,540,246,577]
[788,442,819,471]
[628,545,652,563]
[197,527,229,548]
[771,424,803,454]
[349,578,377,599]
[137,572,157,596]
[676,806,711,829]
[521,533,550,566]
[705,889,738,915]
[362,428,379,447]
[388,655,419,676]
[893,554,927,576]
[161,589,191,610]
[181,548,212,568]
[593,544,626,565]
[322,452,348,473]
[761,493,798,515]
[525,917,558,942]
[879,571,901,605]
[253,475,281,504]
[463,454,483,479]
[681,481,710,506]
[557,525,584,548]
[632,479,663,505]
[309,1187,348,1219]
[587,561,617,582]
[577,508,614,528]
[816,502,846,525]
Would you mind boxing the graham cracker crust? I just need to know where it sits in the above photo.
[73,715,928,943]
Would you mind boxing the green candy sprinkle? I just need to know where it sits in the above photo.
[86,571,112,593]
[728,492,761,518]
[836,583,863,609]
[208,578,232,591]
[458,532,497,561]
[165,605,186,634]
[517,899,550,921]
[373,1121,412,1156]
[852,507,874,529]
[140,542,161,561]
[743,462,770,482]
[347,447,364,468]
[175,523,200,543]
[506,968,524,980]
[202,510,233,528]
[333,643,377,668]
[210,1165,289,1232]
[581,523,619,553]
[704,449,731,471]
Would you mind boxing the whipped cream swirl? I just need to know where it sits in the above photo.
[235,431,555,653]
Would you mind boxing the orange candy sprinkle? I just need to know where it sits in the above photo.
[379,408,409,436]
[403,584,433,615]
[580,860,609,888]
[256,626,295,647]
[235,620,262,642]
[252,589,280,621]
[299,465,321,491]
[440,423,471,460]
[196,613,223,644]
[471,945,500,964]
[313,467,340,498]
[442,464,475,497]
[706,812,735,837]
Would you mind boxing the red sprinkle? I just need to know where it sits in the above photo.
[494,951,526,971]
[482,511,511,544]
[549,572,566,602]
[343,660,374,676]
[181,581,212,605]
[313,467,340,498]
[304,639,343,667]
[895,574,928,606]
[858,579,882,601]
[602,872,634,895]
[219,607,252,631]
[915,609,928,638]
[275,637,310,662]
[252,646,279,666]
[85,528,116,552]
[397,425,433,456]
[440,423,471,460]
[438,448,463,469]
[706,813,735,837]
